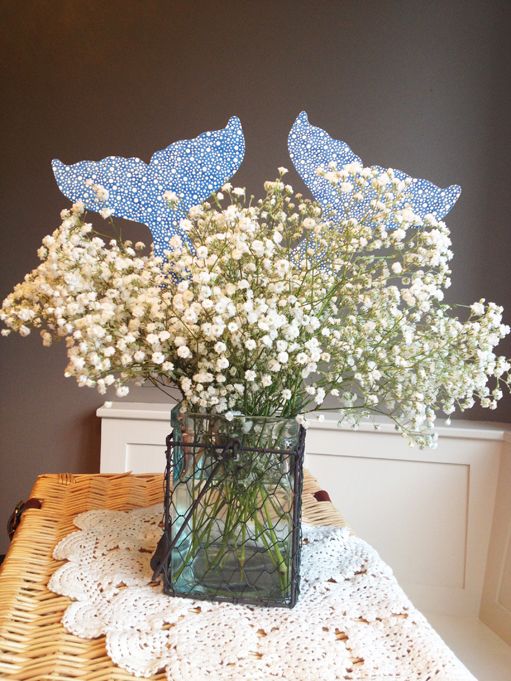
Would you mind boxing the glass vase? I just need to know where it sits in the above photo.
[151,404,305,608]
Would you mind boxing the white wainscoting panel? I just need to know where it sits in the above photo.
[99,404,172,473]
[480,433,511,644]
[306,453,469,588]
[304,423,503,617]
[97,402,510,627]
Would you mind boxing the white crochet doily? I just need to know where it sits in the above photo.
[48,505,477,680]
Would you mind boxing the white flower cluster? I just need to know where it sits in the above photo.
[1,202,167,397]
[2,166,509,447]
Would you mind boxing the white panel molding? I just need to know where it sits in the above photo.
[97,402,509,624]
[303,425,501,617]
[480,432,511,644]
[99,407,172,473]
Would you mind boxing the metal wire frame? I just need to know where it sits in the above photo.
[151,426,306,608]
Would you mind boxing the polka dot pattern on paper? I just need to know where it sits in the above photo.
[52,117,245,256]
[288,111,461,223]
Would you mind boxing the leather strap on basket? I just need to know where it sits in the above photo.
[7,498,42,540]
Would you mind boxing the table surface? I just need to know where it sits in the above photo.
[0,471,346,680]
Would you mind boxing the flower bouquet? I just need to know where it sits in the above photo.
[2,114,510,607]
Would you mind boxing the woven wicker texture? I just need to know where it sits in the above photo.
[0,471,345,680]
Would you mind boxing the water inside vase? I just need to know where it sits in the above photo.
[167,406,301,605]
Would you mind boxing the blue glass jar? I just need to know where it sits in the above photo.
[152,404,305,608]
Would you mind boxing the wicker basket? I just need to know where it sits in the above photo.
[0,471,345,680]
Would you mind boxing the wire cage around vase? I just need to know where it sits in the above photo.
[151,406,306,608]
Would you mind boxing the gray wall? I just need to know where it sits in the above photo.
[1,0,510,554]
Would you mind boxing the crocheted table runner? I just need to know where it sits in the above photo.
[48,483,475,680]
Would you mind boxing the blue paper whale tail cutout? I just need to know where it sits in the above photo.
[288,111,461,222]
[52,116,245,256]
[53,112,461,258]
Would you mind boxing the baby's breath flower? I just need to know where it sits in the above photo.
[177,345,191,359]
[1,168,509,446]
[88,182,109,202]
[163,190,180,209]
[471,301,485,316]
